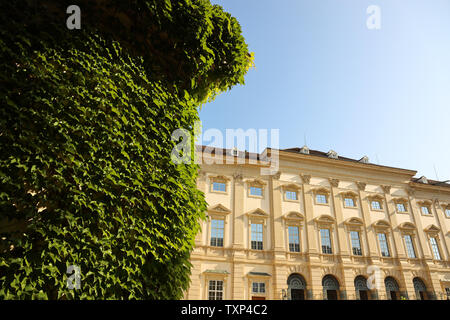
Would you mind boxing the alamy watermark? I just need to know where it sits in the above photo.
[66,265,81,290]
[171,121,280,176]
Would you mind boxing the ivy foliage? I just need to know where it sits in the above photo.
[0,0,252,299]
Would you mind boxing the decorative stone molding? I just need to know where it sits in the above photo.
[406,188,416,197]
[381,185,391,194]
[397,222,416,235]
[272,171,281,180]
[329,178,340,188]
[233,172,243,182]
[312,187,331,195]
[282,211,305,226]
[207,204,232,215]
[300,174,311,184]
[281,183,301,191]
[423,224,440,236]
[210,175,231,182]
[314,215,336,229]
[344,217,364,229]
[356,182,367,191]
[372,220,391,232]
[245,178,267,186]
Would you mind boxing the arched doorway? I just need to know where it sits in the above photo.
[385,276,400,300]
[354,275,369,300]
[287,274,307,300]
[322,275,340,300]
[413,277,427,300]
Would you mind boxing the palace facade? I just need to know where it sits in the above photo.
[184,146,450,300]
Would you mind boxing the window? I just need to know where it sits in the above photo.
[446,209,450,218]
[250,186,263,197]
[404,235,416,258]
[251,223,263,250]
[350,231,362,256]
[371,201,381,210]
[252,282,265,294]
[445,287,450,300]
[421,206,430,215]
[212,182,226,192]
[210,219,224,247]
[378,233,390,257]
[288,226,300,252]
[316,194,328,204]
[208,280,223,300]
[396,203,407,213]
[320,229,332,254]
[429,237,441,260]
[285,190,298,201]
[344,197,355,207]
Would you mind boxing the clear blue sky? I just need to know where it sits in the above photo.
[199,0,450,181]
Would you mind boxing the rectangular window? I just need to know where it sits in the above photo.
[350,231,362,256]
[320,229,332,254]
[285,190,298,201]
[208,280,223,300]
[288,226,300,252]
[344,197,355,207]
[404,235,416,258]
[421,206,430,215]
[210,219,224,247]
[252,282,265,293]
[371,201,381,210]
[250,186,263,197]
[396,203,406,212]
[212,182,226,192]
[316,194,327,204]
[378,233,390,257]
[429,237,441,260]
[445,288,450,300]
[446,209,450,218]
[251,223,263,250]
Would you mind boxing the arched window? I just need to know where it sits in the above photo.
[354,276,369,300]
[413,277,427,300]
[384,277,400,300]
[287,274,307,300]
[322,275,340,300]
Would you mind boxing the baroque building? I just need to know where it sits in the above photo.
[184,146,450,300]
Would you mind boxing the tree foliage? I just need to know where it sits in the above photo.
[0,0,252,299]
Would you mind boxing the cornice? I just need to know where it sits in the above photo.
[273,149,417,177]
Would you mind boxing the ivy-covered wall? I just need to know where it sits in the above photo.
[0,0,251,299]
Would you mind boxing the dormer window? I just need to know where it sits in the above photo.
[299,145,310,155]
[327,150,338,159]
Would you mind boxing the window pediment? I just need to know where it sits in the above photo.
[281,183,301,191]
[283,211,304,222]
[344,217,364,227]
[208,204,232,215]
[393,197,408,204]
[398,222,416,233]
[424,224,440,235]
[209,175,231,182]
[340,191,358,198]
[315,214,335,226]
[246,178,267,187]
[312,187,330,195]
[372,219,391,231]
[246,208,269,219]
[367,194,384,201]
